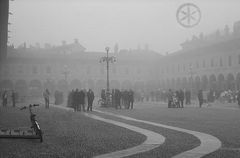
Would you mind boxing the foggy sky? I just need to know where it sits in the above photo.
[8,0,240,54]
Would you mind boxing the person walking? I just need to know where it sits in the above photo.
[2,90,8,107]
[198,90,203,108]
[11,90,16,107]
[237,90,240,108]
[43,89,50,109]
[167,89,173,108]
[87,89,95,111]
[179,89,184,108]
[129,89,134,109]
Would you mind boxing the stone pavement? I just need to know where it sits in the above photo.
[95,109,222,158]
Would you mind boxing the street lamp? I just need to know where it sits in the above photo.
[100,47,116,106]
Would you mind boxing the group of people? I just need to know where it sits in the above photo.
[167,89,186,108]
[1,90,17,107]
[100,89,134,109]
[67,89,95,112]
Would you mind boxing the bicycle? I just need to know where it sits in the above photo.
[20,104,43,142]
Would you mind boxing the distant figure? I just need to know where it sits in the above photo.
[237,90,240,108]
[87,89,95,111]
[198,90,203,108]
[79,90,85,112]
[43,89,50,109]
[11,90,16,107]
[129,89,134,109]
[167,89,173,108]
[179,89,184,108]
[2,90,8,107]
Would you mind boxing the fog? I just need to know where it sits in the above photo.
[9,0,240,54]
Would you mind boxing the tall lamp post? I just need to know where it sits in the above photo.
[100,47,116,106]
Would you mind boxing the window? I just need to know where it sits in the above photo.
[211,58,214,67]
[220,58,223,67]
[196,61,199,69]
[172,65,175,73]
[228,56,232,66]
[32,66,38,74]
[125,68,129,74]
[46,66,51,74]
[18,65,23,73]
[87,66,91,74]
[202,60,206,68]
[137,68,141,74]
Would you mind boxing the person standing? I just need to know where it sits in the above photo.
[43,89,50,109]
[198,90,203,108]
[179,89,184,108]
[2,90,8,107]
[11,90,16,107]
[129,89,134,109]
[87,89,95,111]
[79,89,85,112]
[237,90,240,108]
[167,89,173,108]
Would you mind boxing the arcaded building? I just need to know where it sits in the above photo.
[158,21,240,94]
[0,41,160,97]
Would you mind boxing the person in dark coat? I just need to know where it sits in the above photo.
[79,89,85,112]
[11,90,16,107]
[179,89,184,108]
[167,89,173,108]
[2,90,8,107]
[87,89,94,111]
[237,90,240,108]
[198,90,203,108]
[129,89,134,109]
[115,89,121,109]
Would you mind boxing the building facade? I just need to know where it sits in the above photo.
[157,21,240,96]
[0,42,160,97]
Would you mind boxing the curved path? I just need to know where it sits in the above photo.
[50,105,165,158]
[95,109,222,158]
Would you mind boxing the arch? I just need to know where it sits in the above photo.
[29,79,42,96]
[194,76,201,91]
[166,79,171,89]
[171,78,176,90]
[201,75,208,91]
[209,74,217,91]
[57,79,68,93]
[43,79,56,94]
[133,81,145,92]
[227,73,235,90]
[0,80,13,90]
[176,78,181,90]
[70,79,81,90]
[122,80,132,90]
[217,74,225,91]
[15,80,28,96]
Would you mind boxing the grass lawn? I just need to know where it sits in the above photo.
[0,105,145,158]
[97,105,240,158]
